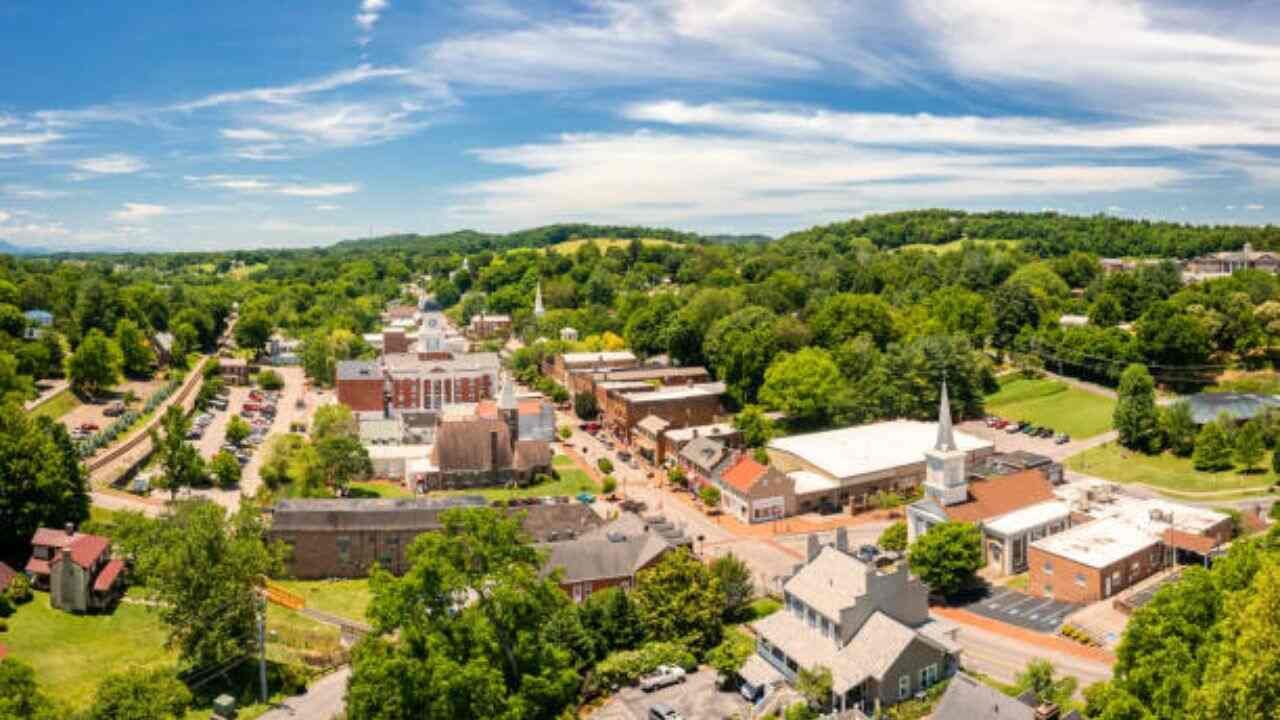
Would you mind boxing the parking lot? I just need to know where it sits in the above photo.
[589,668,751,720]
[961,586,1080,633]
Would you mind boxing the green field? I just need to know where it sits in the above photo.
[897,238,1017,254]
[275,578,373,623]
[1066,443,1276,494]
[544,237,674,255]
[985,376,1116,439]
[2,595,175,706]
[431,454,600,501]
[29,388,79,420]
[348,480,413,499]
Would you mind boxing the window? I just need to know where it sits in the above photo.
[1043,560,1053,575]
[807,608,817,628]
[1130,561,1140,574]
[1075,573,1086,587]
[898,675,911,699]
[926,664,939,686]
[336,536,351,563]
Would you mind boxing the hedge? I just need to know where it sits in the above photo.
[593,641,696,689]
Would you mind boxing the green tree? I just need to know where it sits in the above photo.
[574,391,599,420]
[810,293,896,349]
[992,283,1041,350]
[233,311,273,353]
[699,484,721,508]
[224,414,251,446]
[87,667,192,720]
[349,508,581,720]
[1272,446,1280,477]
[733,405,777,448]
[310,403,358,442]
[1089,293,1124,327]
[1114,364,1160,453]
[0,658,63,719]
[704,305,785,404]
[316,434,373,492]
[705,630,755,680]
[1234,419,1266,472]
[1014,659,1078,709]
[907,521,983,597]
[796,665,833,710]
[66,328,123,398]
[759,347,847,428]
[632,549,725,656]
[0,407,89,555]
[1193,416,1234,472]
[878,521,908,552]
[259,433,307,490]
[113,318,155,378]
[600,475,617,494]
[709,553,754,622]
[209,450,241,490]
[1161,401,1198,457]
[150,406,205,500]
[138,500,282,670]
[171,322,199,362]
[579,587,644,657]
[257,368,284,390]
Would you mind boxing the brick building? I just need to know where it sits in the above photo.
[717,454,796,524]
[467,314,512,339]
[542,514,677,602]
[336,360,385,412]
[334,351,500,416]
[269,497,604,579]
[577,365,711,402]
[546,351,638,385]
[604,384,724,442]
[1027,500,1231,603]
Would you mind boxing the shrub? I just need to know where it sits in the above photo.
[668,466,688,488]
[558,425,572,440]
[878,521,908,552]
[257,368,285,390]
[699,485,722,508]
[593,641,696,689]
[597,457,614,474]
[5,575,32,605]
[0,594,12,619]
[601,475,618,494]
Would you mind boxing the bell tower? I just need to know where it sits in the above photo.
[923,380,968,506]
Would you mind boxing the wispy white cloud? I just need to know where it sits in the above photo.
[185,175,359,197]
[73,153,147,175]
[0,211,10,224]
[220,128,281,142]
[1,185,70,200]
[174,65,409,111]
[355,0,390,44]
[110,202,169,222]
[313,204,341,212]
[455,130,1188,230]
[0,130,63,147]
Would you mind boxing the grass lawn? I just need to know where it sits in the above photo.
[348,480,413,499]
[29,388,79,420]
[1209,370,1280,395]
[274,578,373,623]
[985,376,1116,439]
[544,237,674,255]
[1066,442,1276,493]
[897,238,1017,254]
[2,596,175,707]
[738,597,782,623]
[431,453,600,501]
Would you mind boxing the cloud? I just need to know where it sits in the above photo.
[455,130,1188,230]
[1247,203,1265,211]
[355,0,390,43]
[73,153,147,175]
[0,211,10,223]
[110,203,169,222]
[185,175,359,197]
[0,130,63,148]
[1,185,70,200]
[313,204,341,211]
[220,128,281,142]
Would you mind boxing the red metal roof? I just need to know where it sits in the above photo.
[1162,528,1219,555]
[93,559,126,592]
[721,455,767,494]
[25,558,50,576]
[0,643,7,659]
[30,527,73,549]
[0,561,16,590]
[45,533,111,570]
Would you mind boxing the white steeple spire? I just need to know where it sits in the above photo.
[935,379,956,452]
[534,281,545,317]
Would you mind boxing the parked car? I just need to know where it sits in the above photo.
[640,665,686,692]
[78,422,100,433]
[648,704,684,720]
[1005,422,1023,434]
[992,418,1009,429]
[1055,433,1071,445]
[1038,427,1055,438]
[104,401,126,417]
[856,544,879,563]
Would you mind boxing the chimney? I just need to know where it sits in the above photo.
[65,522,75,537]
[836,527,848,554]
[1035,704,1060,720]
[489,430,499,473]
[807,534,821,562]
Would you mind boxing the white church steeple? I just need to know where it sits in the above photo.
[534,281,545,317]
[923,380,969,506]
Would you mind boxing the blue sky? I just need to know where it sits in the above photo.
[4,0,1280,250]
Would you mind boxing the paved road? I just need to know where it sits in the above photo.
[590,668,750,720]
[259,667,349,720]
[954,620,1112,688]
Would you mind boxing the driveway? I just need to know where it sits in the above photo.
[259,666,349,720]
[590,668,750,720]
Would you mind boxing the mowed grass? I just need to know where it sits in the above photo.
[29,388,79,420]
[431,453,600,501]
[544,237,674,255]
[985,376,1116,439]
[897,238,1018,254]
[1066,442,1276,493]
[274,578,373,623]
[2,595,175,707]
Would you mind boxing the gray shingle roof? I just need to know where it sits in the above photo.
[753,610,922,692]
[679,436,729,474]
[336,359,381,381]
[932,673,1036,720]
[543,531,672,584]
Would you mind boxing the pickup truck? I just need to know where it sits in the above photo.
[639,665,686,692]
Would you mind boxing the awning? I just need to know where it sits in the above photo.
[1162,528,1218,556]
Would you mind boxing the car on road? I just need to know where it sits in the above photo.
[648,704,684,720]
[1005,422,1024,434]
[104,401,126,417]
[640,665,686,692]
[1055,433,1071,445]
[78,422,100,433]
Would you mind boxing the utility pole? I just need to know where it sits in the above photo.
[257,596,268,704]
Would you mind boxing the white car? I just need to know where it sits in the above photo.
[639,665,686,692]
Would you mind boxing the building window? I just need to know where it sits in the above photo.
[807,608,816,628]
[1075,573,1085,587]
[926,664,939,686]
[336,536,351,563]
[898,675,911,699]
[820,617,830,638]
[1130,561,1140,574]
[1043,560,1053,575]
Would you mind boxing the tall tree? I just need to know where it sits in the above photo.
[65,328,122,398]
[149,406,205,500]
[1234,419,1266,472]
[1114,364,1161,453]
[992,283,1041,350]
[113,318,155,378]
[139,500,283,669]
[315,434,373,493]
[709,553,754,622]
[907,521,983,597]
[733,405,777,448]
[759,347,848,428]
[0,406,89,555]
[1193,416,1234,472]
[1161,401,1198,457]
[631,549,725,655]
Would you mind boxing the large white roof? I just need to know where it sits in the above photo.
[768,420,992,481]
[562,351,636,364]
[367,444,432,460]
[789,470,839,496]
[984,500,1072,536]
[1031,498,1228,569]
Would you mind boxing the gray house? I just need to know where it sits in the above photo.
[933,672,1081,720]
[750,531,960,715]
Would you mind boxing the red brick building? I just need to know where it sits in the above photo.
[604,385,724,443]
[336,361,385,412]
[334,352,501,415]
[467,314,512,339]
[546,351,638,386]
